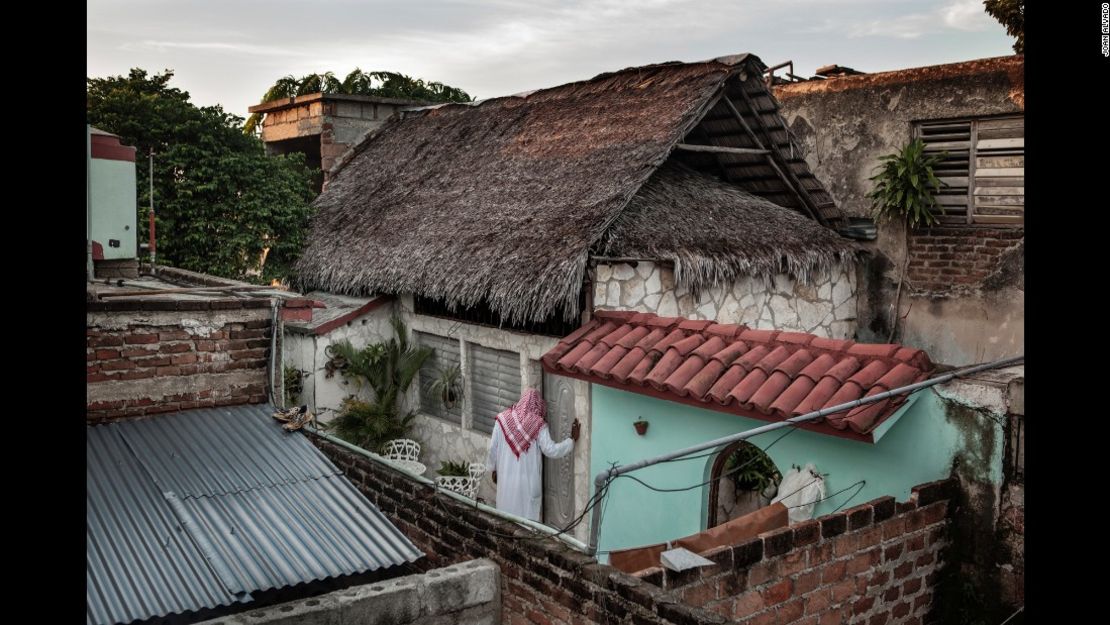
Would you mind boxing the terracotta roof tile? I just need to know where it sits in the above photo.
[542,315,935,439]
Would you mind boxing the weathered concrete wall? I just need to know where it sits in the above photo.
[259,96,419,177]
[283,303,396,423]
[930,366,1024,622]
[195,559,501,625]
[594,262,857,339]
[87,300,273,421]
[775,56,1024,365]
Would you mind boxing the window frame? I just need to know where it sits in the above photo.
[413,328,524,436]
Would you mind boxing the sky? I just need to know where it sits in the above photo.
[87,0,1016,119]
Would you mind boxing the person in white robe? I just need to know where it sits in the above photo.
[486,388,579,521]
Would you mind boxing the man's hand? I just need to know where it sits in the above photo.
[491,470,497,484]
[570,419,581,441]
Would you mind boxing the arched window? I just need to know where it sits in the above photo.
[707,441,781,528]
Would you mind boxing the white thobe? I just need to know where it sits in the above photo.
[486,421,574,522]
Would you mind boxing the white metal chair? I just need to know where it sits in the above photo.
[382,439,426,476]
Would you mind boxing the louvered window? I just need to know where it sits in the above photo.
[916,116,1023,226]
[469,345,521,435]
[416,331,462,424]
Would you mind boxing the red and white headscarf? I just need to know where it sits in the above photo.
[495,389,546,457]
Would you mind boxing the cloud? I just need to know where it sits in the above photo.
[941,0,995,31]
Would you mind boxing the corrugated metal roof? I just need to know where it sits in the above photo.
[87,404,422,625]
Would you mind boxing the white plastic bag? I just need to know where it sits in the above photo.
[771,463,826,524]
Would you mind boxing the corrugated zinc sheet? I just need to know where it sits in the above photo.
[87,404,423,625]
[86,427,243,625]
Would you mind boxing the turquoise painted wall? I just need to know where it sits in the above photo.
[589,385,999,557]
[89,157,137,260]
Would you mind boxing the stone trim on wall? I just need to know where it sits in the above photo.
[594,262,857,339]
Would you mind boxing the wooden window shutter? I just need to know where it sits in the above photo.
[470,345,521,435]
[916,120,972,224]
[972,117,1024,225]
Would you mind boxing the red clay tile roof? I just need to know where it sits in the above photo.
[541,311,934,441]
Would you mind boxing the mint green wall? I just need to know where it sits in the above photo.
[589,385,996,556]
[89,158,137,260]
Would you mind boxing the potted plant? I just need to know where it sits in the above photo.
[633,417,649,436]
[435,459,480,498]
[428,363,463,410]
[723,444,781,513]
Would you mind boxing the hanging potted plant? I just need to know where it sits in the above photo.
[633,417,649,436]
[428,363,463,410]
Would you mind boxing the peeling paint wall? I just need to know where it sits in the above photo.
[929,367,1024,622]
[775,56,1024,366]
[594,261,857,339]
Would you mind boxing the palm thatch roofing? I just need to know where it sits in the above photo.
[296,53,857,324]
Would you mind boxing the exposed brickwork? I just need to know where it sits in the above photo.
[87,306,274,422]
[905,227,1023,293]
[646,482,955,625]
[313,438,730,625]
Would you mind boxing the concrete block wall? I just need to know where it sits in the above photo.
[639,480,955,625]
[86,299,273,421]
[195,559,501,625]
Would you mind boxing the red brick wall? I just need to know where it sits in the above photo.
[637,480,955,625]
[315,438,956,625]
[906,227,1023,292]
[86,299,273,422]
[315,437,732,625]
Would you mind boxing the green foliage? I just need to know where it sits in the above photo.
[984,0,1024,53]
[283,365,304,406]
[867,139,946,229]
[245,68,474,135]
[437,459,471,477]
[723,443,781,492]
[428,363,463,409]
[325,317,434,452]
[86,69,316,282]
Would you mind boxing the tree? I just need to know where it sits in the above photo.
[87,69,316,282]
[244,69,473,135]
[984,0,1024,53]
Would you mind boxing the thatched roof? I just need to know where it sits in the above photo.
[296,54,853,323]
[599,161,858,288]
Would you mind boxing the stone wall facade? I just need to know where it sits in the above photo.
[87,299,273,422]
[593,262,857,339]
[315,437,958,625]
